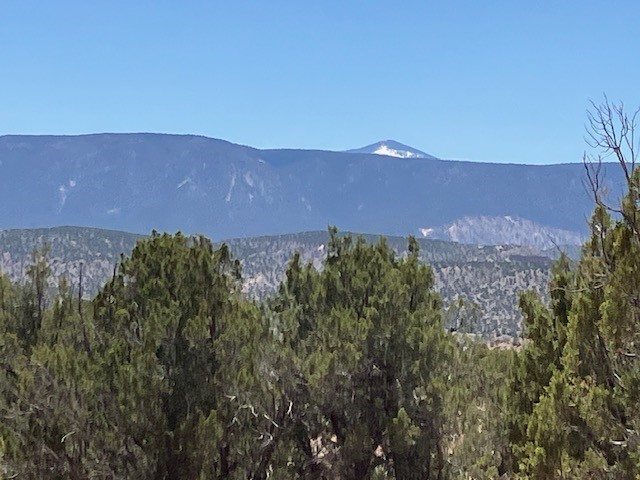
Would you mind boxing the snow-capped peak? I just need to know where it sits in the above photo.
[346,140,438,160]
[373,144,421,158]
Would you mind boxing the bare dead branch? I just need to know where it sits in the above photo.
[584,96,640,239]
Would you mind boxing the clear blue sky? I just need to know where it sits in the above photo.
[1,1,639,164]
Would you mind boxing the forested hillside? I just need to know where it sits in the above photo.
[0,227,511,478]
[0,228,556,336]
[0,226,142,296]
[1,100,639,478]
[227,232,555,336]
[0,202,637,477]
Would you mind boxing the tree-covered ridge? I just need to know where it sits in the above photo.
[0,200,638,477]
[0,228,462,478]
[0,226,143,299]
[1,227,557,337]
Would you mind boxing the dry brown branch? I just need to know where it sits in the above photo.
[584,96,640,239]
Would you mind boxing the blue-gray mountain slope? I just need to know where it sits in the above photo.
[0,133,623,240]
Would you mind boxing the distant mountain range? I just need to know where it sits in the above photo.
[0,133,624,244]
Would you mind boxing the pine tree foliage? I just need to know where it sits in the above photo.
[272,229,452,479]
[506,99,640,479]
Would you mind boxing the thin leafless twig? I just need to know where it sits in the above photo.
[584,96,640,239]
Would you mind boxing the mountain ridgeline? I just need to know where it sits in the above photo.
[0,226,556,337]
[0,134,624,243]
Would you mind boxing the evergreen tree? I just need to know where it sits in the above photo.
[273,228,452,479]
[508,99,640,478]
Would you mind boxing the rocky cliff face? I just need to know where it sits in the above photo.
[421,215,585,249]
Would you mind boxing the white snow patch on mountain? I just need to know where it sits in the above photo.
[300,196,311,212]
[226,172,236,203]
[57,185,67,212]
[373,144,422,158]
[244,172,255,187]
[176,177,191,189]
[346,140,436,159]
